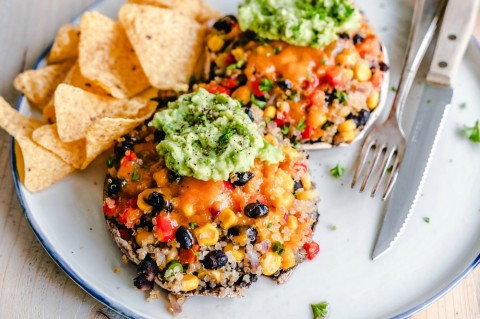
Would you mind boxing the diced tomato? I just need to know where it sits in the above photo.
[370,71,383,88]
[179,248,197,264]
[326,66,345,88]
[118,206,143,229]
[119,228,132,241]
[223,181,234,192]
[222,77,239,89]
[103,197,118,218]
[248,194,267,205]
[309,89,326,107]
[294,162,308,175]
[356,36,382,58]
[251,79,264,97]
[204,82,230,95]
[303,74,319,96]
[155,213,176,242]
[120,150,137,166]
[301,124,313,139]
[304,241,320,260]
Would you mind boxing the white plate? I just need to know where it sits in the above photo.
[12,1,480,318]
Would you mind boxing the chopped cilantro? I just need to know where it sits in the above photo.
[334,90,348,103]
[459,102,467,109]
[297,119,306,131]
[259,78,273,92]
[329,225,337,231]
[391,86,397,92]
[322,121,334,130]
[189,222,198,229]
[267,222,273,228]
[281,124,290,135]
[426,99,432,104]
[330,163,345,178]
[274,47,282,54]
[311,302,329,319]
[106,156,115,168]
[251,94,267,109]
[322,59,327,65]
[272,241,284,255]
[462,120,480,143]
[131,166,140,181]
[423,217,430,223]
[219,128,236,144]
[386,165,393,173]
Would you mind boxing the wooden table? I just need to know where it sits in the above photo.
[0,1,479,318]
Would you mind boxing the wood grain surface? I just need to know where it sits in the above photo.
[0,1,479,318]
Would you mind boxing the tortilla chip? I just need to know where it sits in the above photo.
[79,11,150,98]
[47,24,81,64]
[63,62,107,95]
[42,100,56,123]
[0,97,75,192]
[54,84,152,143]
[126,0,220,22]
[32,124,86,168]
[119,4,207,91]
[13,60,73,109]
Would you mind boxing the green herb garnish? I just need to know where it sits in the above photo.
[462,120,480,143]
[330,163,345,179]
[131,166,140,181]
[281,124,290,135]
[219,128,236,144]
[334,90,348,103]
[272,241,284,255]
[311,302,329,319]
[259,78,273,92]
[329,225,337,231]
[189,222,198,229]
[386,165,393,173]
[106,156,115,168]
[459,102,467,109]
[391,86,397,92]
[267,222,273,228]
[297,119,306,131]
[423,217,430,223]
[251,94,267,109]
[274,47,282,54]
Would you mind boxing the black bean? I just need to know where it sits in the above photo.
[379,62,389,72]
[106,177,123,198]
[227,226,257,245]
[325,89,337,105]
[352,109,371,127]
[245,107,254,122]
[175,226,194,249]
[236,74,248,86]
[244,202,269,218]
[167,170,181,183]
[338,32,350,39]
[245,227,258,244]
[276,79,293,90]
[145,192,164,212]
[229,171,255,187]
[114,136,135,160]
[154,130,165,143]
[213,15,238,34]
[137,257,157,282]
[353,34,365,45]
[293,180,303,192]
[208,62,217,81]
[133,276,154,290]
[164,201,174,213]
[202,250,228,269]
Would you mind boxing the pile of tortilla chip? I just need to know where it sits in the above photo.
[0,0,219,192]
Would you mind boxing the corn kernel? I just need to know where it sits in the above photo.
[194,223,219,246]
[261,251,282,276]
[137,189,155,211]
[179,202,195,218]
[354,62,372,82]
[339,106,351,118]
[335,52,357,67]
[281,248,296,270]
[224,243,245,262]
[207,35,224,52]
[231,48,245,61]
[166,246,178,263]
[286,216,298,231]
[339,131,356,143]
[307,108,327,128]
[300,174,312,190]
[264,134,278,146]
[136,228,155,246]
[367,91,380,110]
[263,106,276,119]
[181,274,200,291]
[232,86,251,104]
[198,270,222,283]
[271,189,295,209]
[214,53,228,68]
[338,119,356,133]
[218,208,238,229]
[296,189,318,201]
[344,69,354,80]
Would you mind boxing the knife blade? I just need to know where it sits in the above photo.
[372,0,480,260]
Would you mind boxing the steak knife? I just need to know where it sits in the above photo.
[372,0,480,260]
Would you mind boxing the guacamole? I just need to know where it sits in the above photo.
[150,89,283,181]
[238,0,361,48]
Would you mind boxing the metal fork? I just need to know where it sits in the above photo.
[351,0,446,199]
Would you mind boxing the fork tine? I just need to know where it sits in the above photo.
[382,153,402,200]
[370,147,397,198]
[359,144,385,192]
[351,139,375,188]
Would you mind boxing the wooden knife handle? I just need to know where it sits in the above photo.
[426,0,480,86]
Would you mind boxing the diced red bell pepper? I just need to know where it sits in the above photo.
[118,206,143,229]
[251,79,264,97]
[304,241,320,260]
[204,82,230,95]
[222,77,239,89]
[103,197,118,218]
[225,54,236,66]
[309,89,326,107]
[223,181,234,192]
[179,248,197,264]
[120,150,138,166]
[326,66,345,88]
[155,213,176,242]
[301,124,313,139]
